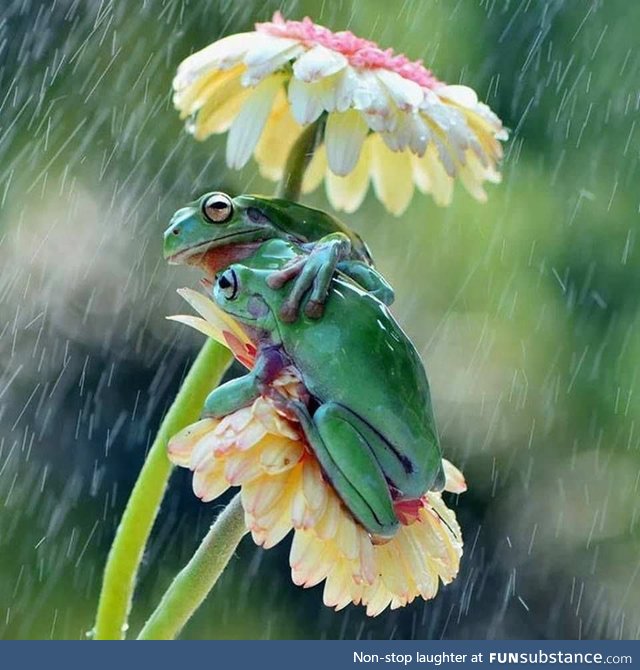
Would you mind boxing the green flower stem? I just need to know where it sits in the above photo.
[137,493,247,640]
[276,118,323,201]
[93,340,232,640]
[96,113,323,641]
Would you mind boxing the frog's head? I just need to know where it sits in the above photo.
[212,264,283,336]
[163,192,284,273]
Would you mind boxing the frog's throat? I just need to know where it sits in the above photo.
[166,230,264,267]
[185,241,264,277]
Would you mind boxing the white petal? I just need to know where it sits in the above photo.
[288,77,325,124]
[292,44,347,83]
[322,67,359,113]
[226,74,283,169]
[351,71,389,114]
[242,35,303,86]
[375,69,424,110]
[436,84,478,108]
[325,110,368,176]
[381,111,429,155]
[173,33,253,90]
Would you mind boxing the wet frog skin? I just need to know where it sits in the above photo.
[163,192,394,320]
[202,239,445,539]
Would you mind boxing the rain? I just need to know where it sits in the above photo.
[1,0,639,640]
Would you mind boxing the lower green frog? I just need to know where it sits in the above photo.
[202,239,445,539]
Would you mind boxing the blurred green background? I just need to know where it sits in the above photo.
[1,0,639,639]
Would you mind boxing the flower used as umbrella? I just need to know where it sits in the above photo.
[174,13,507,215]
[168,288,466,615]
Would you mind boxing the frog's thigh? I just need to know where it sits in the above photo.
[289,401,386,535]
[337,411,417,494]
[313,403,398,537]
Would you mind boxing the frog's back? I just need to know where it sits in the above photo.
[237,196,373,265]
[279,280,442,496]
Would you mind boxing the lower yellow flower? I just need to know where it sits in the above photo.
[168,370,466,616]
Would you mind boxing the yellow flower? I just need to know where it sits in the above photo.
[174,13,507,215]
[168,289,466,615]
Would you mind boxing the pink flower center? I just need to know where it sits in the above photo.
[257,12,441,89]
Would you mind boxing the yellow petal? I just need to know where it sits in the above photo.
[363,579,393,617]
[333,511,360,561]
[258,434,304,474]
[313,490,341,541]
[301,143,327,194]
[290,529,335,587]
[242,474,289,518]
[224,449,264,486]
[254,497,295,549]
[323,562,355,611]
[175,64,244,119]
[192,459,230,502]
[176,288,251,348]
[396,528,438,599]
[369,136,415,215]
[167,418,218,467]
[442,459,467,494]
[252,398,300,439]
[301,458,328,514]
[325,138,371,213]
[166,315,226,348]
[412,144,453,207]
[254,89,303,181]
[376,542,413,599]
[356,528,377,586]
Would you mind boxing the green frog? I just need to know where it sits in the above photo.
[163,192,394,321]
[201,240,445,539]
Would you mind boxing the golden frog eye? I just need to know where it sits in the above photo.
[202,193,233,223]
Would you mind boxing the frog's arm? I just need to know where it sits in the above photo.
[266,232,353,322]
[202,346,286,418]
[337,260,395,306]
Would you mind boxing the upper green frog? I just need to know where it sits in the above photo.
[202,239,445,539]
[163,192,393,321]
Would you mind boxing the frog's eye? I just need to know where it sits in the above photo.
[202,193,233,223]
[217,269,238,300]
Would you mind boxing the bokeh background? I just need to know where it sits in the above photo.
[1,0,639,640]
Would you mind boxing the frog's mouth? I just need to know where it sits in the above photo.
[167,231,264,276]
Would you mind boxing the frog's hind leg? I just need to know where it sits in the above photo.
[288,400,399,539]
[342,412,446,498]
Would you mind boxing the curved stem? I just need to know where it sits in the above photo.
[93,340,232,640]
[276,118,323,201]
[137,494,247,640]
[96,114,318,641]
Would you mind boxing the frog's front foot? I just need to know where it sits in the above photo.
[266,236,349,322]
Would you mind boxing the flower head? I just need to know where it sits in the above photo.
[168,289,466,615]
[174,13,507,215]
